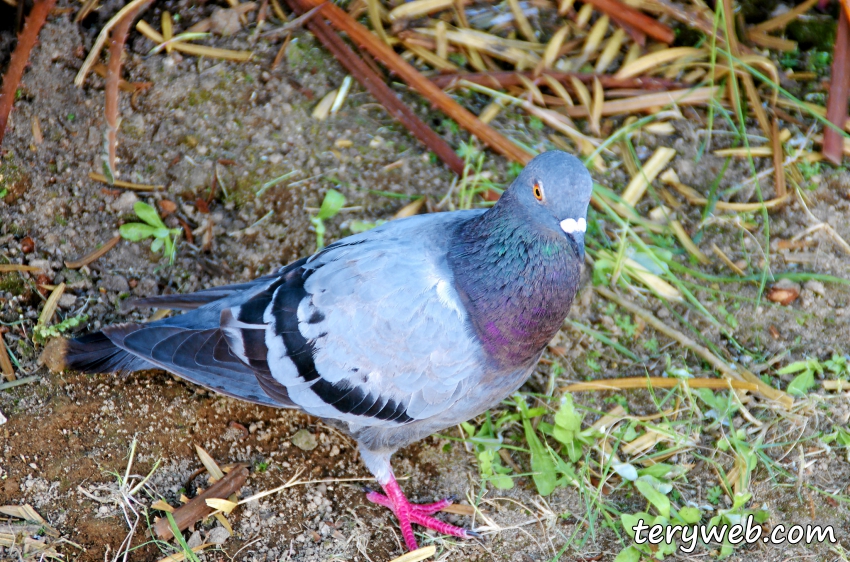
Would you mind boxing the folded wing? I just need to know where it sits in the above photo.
[222,212,486,428]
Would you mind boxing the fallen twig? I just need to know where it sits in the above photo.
[261,3,323,38]
[562,87,718,118]
[136,20,254,61]
[670,220,709,264]
[661,169,790,211]
[153,466,248,540]
[36,283,65,329]
[76,0,152,86]
[562,377,758,392]
[430,71,680,92]
[770,119,787,199]
[822,380,849,392]
[89,171,165,190]
[76,0,101,23]
[0,0,58,146]
[750,0,818,34]
[824,11,850,165]
[284,0,466,175]
[387,547,437,562]
[0,335,15,381]
[646,0,752,55]
[711,243,748,278]
[582,0,673,44]
[291,0,533,165]
[64,235,121,269]
[0,375,40,391]
[92,62,152,93]
[104,0,153,182]
[0,264,43,272]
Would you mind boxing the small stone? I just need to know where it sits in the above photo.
[767,280,800,306]
[291,429,318,451]
[133,277,159,298]
[210,8,242,36]
[113,192,139,213]
[206,526,231,545]
[20,236,35,254]
[102,274,130,293]
[158,200,177,216]
[186,530,203,549]
[28,259,52,273]
[58,294,77,309]
[803,280,826,298]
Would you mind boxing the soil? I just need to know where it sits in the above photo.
[1,2,849,561]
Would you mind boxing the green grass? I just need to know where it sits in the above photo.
[436,16,850,555]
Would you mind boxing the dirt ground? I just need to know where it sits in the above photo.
[1,2,850,561]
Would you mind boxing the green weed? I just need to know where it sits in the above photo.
[32,313,89,344]
[119,201,182,265]
[310,189,345,249]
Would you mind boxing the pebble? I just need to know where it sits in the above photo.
[28,259,52,273]
[133,277,159,297]
[210,8,242,36]
[102,274,130,293]
[186,530,203,549]
[112,192,139,213]
[58,294,77,309]
[206,526,231,545]
[803,280,826,297]
[291,429,318,451]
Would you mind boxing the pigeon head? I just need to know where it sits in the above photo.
[449,150,592,366]
[501,150,593,245]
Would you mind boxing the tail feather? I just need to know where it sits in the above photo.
[59,323,292,409]
[49,268,308,410]
[63,330,156,373]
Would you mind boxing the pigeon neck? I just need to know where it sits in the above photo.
[448,198,582,368]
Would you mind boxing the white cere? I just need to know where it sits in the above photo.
[560,217,586,234]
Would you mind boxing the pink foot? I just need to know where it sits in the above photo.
[365,490,456,514]
[365,479,479,551]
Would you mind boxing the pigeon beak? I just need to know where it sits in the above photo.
[560,217,586,235]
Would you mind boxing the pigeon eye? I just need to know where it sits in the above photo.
[532,182,544,201]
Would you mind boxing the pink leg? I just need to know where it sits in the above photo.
[366,478,478,551]
[382,477,418,551]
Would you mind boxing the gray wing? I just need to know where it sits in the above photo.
[222,210,488,428]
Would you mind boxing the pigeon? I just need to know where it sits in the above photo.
[59,150,592,552]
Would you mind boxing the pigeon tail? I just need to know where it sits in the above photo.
[60,329,156,374]
[59,323,292,409]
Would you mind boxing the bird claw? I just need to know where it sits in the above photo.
[365,478,478,551]
[365,490,455,515]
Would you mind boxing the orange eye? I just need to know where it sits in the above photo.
[533,182,543,201]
